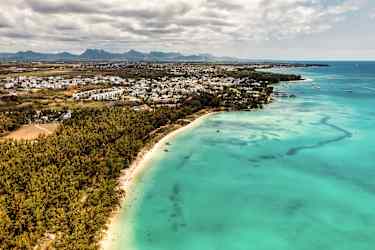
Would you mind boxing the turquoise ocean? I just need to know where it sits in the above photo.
[112,62,375,250]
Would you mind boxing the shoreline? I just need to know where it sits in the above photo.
[99,109,218,250]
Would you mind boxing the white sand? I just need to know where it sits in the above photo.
[100,112,216,250]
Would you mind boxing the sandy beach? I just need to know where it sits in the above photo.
[100,110,217,250]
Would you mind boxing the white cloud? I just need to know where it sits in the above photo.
[0,0,365,54]
[370,9,375,19]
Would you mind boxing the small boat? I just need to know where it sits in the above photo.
[344,89,353,93]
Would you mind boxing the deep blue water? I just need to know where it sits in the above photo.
[112,62,375,250]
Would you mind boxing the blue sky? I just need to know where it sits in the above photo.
[0,0,374,60]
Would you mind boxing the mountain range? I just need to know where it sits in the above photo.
[0,49,239,62]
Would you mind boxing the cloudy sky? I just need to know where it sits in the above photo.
[0,0,374,60]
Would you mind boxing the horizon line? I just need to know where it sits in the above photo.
[0,49,374,62]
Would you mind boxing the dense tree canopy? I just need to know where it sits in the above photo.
[0,106,198,249]
[223,69,302,83]
[0,77,280,249]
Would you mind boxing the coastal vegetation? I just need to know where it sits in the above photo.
[0,62,305,249]
[0,113,18,135]
[222,68,303,83]
[0,99,216,249]
[0,109,71,136]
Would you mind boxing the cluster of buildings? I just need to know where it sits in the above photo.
[71,75,272,109]
[0,75,126,90]
[70,76,234,103]
[82,62,244,76]
[1,63,277,109]
[73,88,126,101]
[123,76,237,104]
[81,62,130,70]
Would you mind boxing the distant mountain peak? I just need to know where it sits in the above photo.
[128,49,141,53]
[125,49,145,58]
[81,48,109,55]
[0,48,242,62]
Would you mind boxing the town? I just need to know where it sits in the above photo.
[0,63,302,111]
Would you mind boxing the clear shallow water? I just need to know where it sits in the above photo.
[113,62,375,250]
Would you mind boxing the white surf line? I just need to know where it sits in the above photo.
[303,77,314,82]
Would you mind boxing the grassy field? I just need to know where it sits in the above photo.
[0,69,77,79]
[2,123,60,141]
[0,63,82,79]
